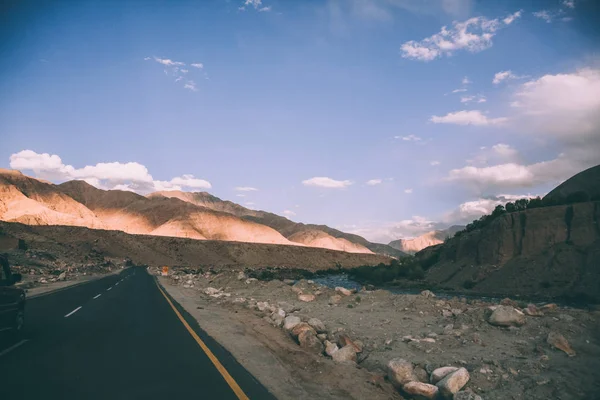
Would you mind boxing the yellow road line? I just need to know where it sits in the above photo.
[155,282,250,400]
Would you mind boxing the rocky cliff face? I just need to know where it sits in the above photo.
[418,202,600,301]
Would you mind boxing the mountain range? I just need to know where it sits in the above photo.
[0,169,405,257]
[388,225,464,254]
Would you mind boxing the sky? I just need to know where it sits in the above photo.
[1,0,600,243]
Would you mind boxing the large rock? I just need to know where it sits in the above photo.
[436,367,470,398]
[338,334,362,352]
[402,382,439,399]
[488,305,526,327]
[291,322,316,339]
[335,286,353,296]
[331,345,357,363]
[324,340,339,356]
[329,295,342,305]
[523,304,544,317]
[420,290,435,298]
[430,366,459,384]
[298,294,316,302]
[298,330,324,354]
[387,358,417,388]
[308,318,326,333]
[58,271,67,281]
[283,315,302,331]
[547,331,576,356]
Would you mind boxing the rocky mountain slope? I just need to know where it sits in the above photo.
[0,170,396,255]
[150,190,405,257]
[388,225,464,254]
[543,165,600,204]
[0,221,390,270]
[415,167,600,302]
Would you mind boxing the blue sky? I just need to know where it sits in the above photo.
[1,0,599,242]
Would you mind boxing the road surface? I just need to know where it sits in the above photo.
[0,266,276,400]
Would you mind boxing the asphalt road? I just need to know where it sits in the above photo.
[0,266,276,400]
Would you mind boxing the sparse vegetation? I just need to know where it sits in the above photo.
[347,257,425,285]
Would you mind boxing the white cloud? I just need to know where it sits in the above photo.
[191,63,204,69]
[153,57,185,67]
[492,70,526,84]
[462,76,471,85]
[533,10,553,23]
[180,69,188,74]
[404,188,413,194]
[9,150,212,193]
[240,0,271,12]
[366,179,382,186]
[430,110,507,126]
[430,161,441,166]
[460,94,486,103]
[235,186,259,192]
[400,14,516,61]
[282,210,296,217]
[492,143,518,158]
[111,184,136,192]
[395,134,422,141]
[184,81,197,91]
[452,88,467,93]
[236,194,246,197]
[503,10,522,24]
[563,0,575,8]
[512,68,600,138]
[302,177,353,188]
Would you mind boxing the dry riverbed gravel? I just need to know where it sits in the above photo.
[156,267,600,400]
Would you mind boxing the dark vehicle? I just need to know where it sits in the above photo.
[0,255,25,336]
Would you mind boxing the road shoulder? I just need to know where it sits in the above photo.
[158,276,396,400]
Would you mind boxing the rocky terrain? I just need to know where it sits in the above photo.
[0,220,390,273]
[389,226,464,255]
[157,267,600,400]
[416,201,600,302]
[0,169,402,256]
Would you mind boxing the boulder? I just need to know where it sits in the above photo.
[523,304,544,317]
[317,333,327,341]
[335,286,353,296]
[204,287,221,296]
[283,316,302,331]
[338,334,362,352]
[328,295,342,305]
[298,330,324,354]
[436,367,470,398]
[283,279,295,285]
[430,367,458,384]
[500,298,518,307]
[277,301,297,314]
[276,308,286,318]
[540,303,558,312]
[324,340,339,356]
[547,331,576,357]
[387,358,417,388]
[488,305,526,327]
[402,382,439,399]
[298,294,316,302]
[270,312,285,327]
[58,272,67,281]
[421,290,435,298]
[291,286,303,294]
[291,322,317,339]
[454,391,483,400]
[332,345,357,363]
[237,271,247,280]
[307,318,326,333]
[256,301,271,312]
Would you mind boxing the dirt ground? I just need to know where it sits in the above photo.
[157,268,600,400]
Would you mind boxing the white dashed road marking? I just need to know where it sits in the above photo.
[64,306,82,318]
[93,294,101,299]
[0,340,29,358]
[107,287,112,291]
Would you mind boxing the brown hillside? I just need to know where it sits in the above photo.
[287,229,373,254]
[150,190,405,257]
[544,165,600,204]
[0,169,106,229]
[0,221,390,271]
[417,202,600,301]
[58,181,292,245]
